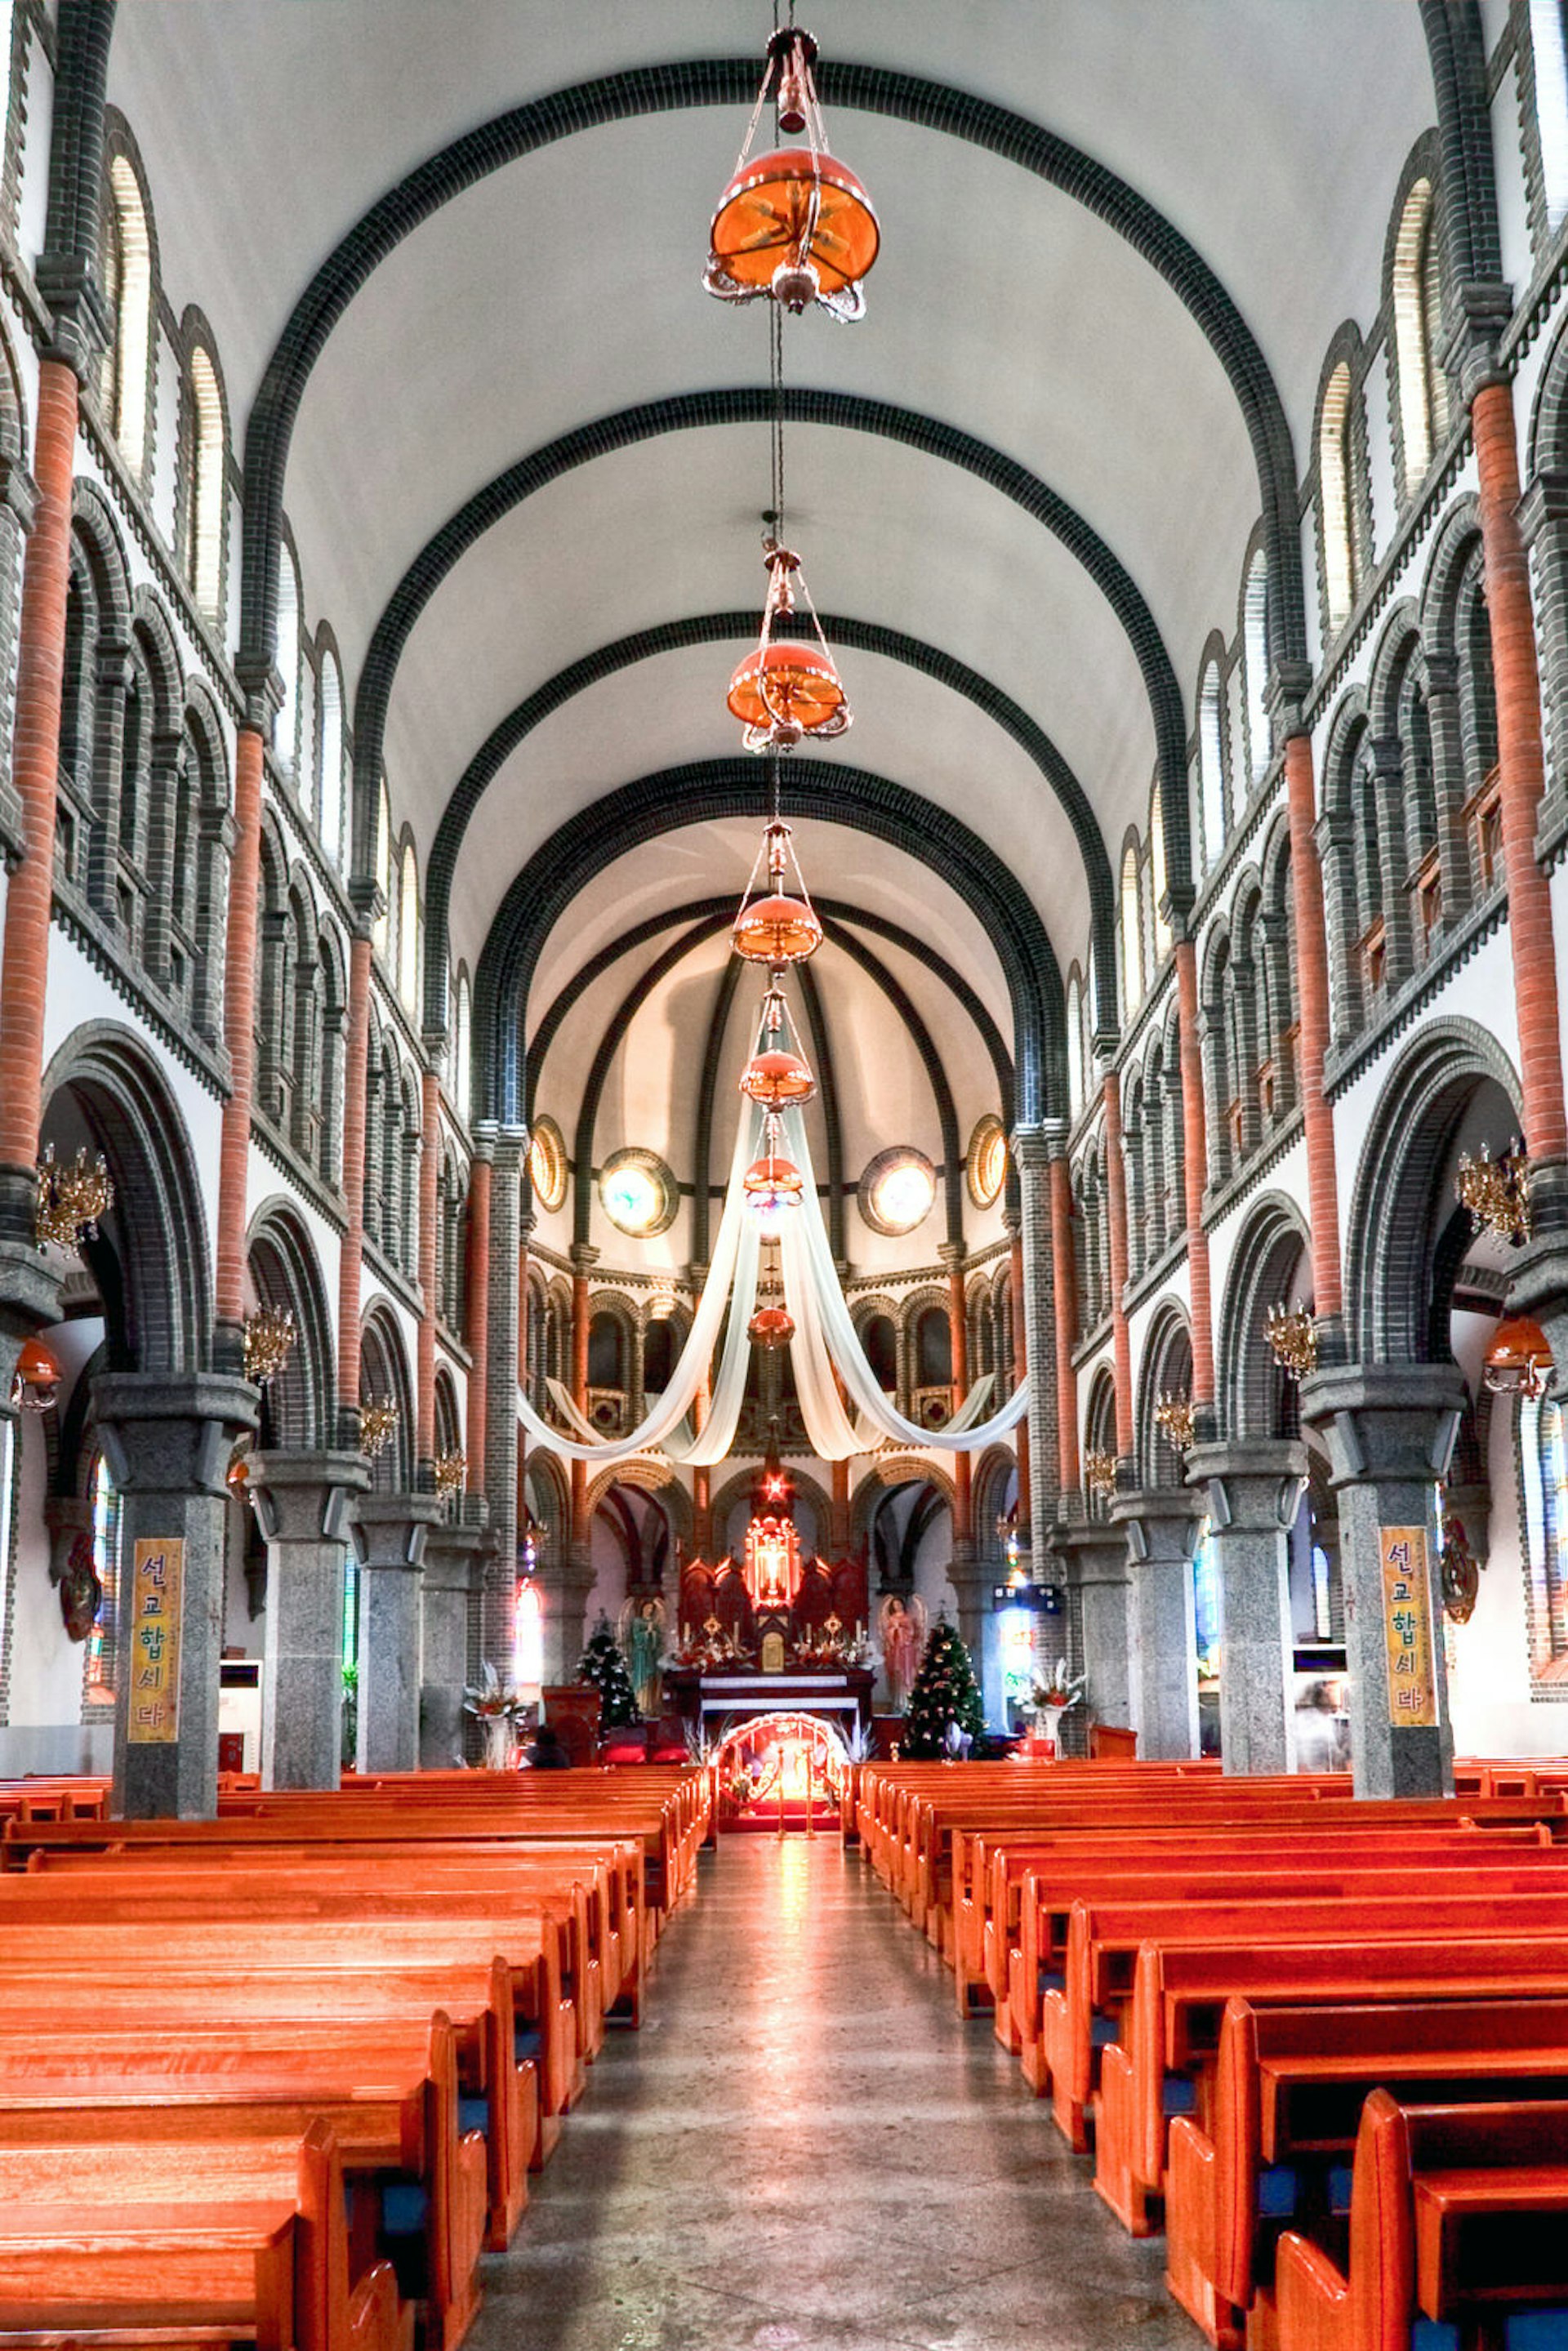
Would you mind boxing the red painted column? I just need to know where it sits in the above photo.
[213,725,265,1334]
[416,1067,439,1464]
[569,1260,590,1548]
[0,360,78,1176]
[1049,1153,1080,1497]
[466,1151,492,1492]
[1008,1222,1031,1528]
[1283,730,1344,1323]
[1102,1071,1135,1459]
[943,1248,973,1543]
[1473,379,1568,1167]
[336,933,373,1422]
[1174,937,1215,1409]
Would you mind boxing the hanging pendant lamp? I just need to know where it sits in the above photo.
[728,541,850,754]
[733,817,822,964]
[740,981,817,1109]
[705,29,880,322]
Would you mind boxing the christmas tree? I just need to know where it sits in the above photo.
[577,1615,641,1728]
[902,1614,986,1759]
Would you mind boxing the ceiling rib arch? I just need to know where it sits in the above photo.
[526,899,1014,1134]
[424,608,1117,1042]
[234,54,1307,696]
[353,387,1192,908]
[478,759,1055,1130]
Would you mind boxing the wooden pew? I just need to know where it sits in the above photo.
[1272,2091,1568,2351]
[1165,1994,1568,2345]
[0,2115,410,2351]
[1094,1932,1568,2242]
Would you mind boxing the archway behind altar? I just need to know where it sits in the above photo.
[710,1712,847,1833]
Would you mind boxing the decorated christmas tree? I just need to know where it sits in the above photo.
[902,1614,986,1759]
[577,1614,641,1728]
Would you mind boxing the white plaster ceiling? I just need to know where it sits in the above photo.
[100,0,1439,1171]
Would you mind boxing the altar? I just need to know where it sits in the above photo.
[664,1664,875,1734]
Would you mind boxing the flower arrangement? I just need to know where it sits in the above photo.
[463,1661,531,1722]
[1031,1658,1087,1712]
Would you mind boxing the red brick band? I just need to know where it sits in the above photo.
[336,934,373,1414]
[214,724,265,1326]
[1283,731,1343,1321]
[1102,1071,1135,1458]
[1009,1227,1031,1528]
[416,1066,439,1463]
[1473,378,1568,1162]
[947,1262,973,1539]
[465,1155,492,1488]
[1175,937,1215,1408]
[0,361,78,1169]
[1049,1153,1080,1496]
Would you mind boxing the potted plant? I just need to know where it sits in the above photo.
[463,1661,531,1770]
[1030,1659,1087,1755]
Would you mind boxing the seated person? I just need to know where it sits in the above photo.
[525,1723,572,1770]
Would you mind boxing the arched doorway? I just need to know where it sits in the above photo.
[711,1710,849,1832]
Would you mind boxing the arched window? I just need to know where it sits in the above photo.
[1199,665,1227,867]
[100,154,152,476]
[1392,180,1450,492]
[451,970,472,1124]
[1066,972,1084,1117]
[1521,1393,1568,1676]
[862,1314,897,1391]
[588,1311,627,1391]
[915,1306,951,1388]
[514,1578,544,1690]
[372,782,392,965]
[183,345,225,621]
[82,1453,122,1709]
[275,542,301,778]
[398,839,421,1013]
[1319,363,1361,630]
[1120,844,1143,1017]
[644,1317,677,1393]
[1533,0,1568,232]
[1148,787,1173,957]
[318,648,345,869]
[1243,554,1270,784]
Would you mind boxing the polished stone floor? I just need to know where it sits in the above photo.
[473,1833,1200,2351]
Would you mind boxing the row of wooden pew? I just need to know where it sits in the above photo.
[0,1764,710,2351]
[853,1756,1568,2350]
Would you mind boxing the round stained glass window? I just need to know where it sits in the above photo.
[599,1148,678,1239]
[858,1147,937,1238]
[528,1115,568,1213]
[967,1115,1007,1209]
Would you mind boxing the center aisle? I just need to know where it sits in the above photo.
[474,1835,1200,2351]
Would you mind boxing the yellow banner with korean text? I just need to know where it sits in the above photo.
[126,1537,183,1744]
[1379,1525,1438,1730]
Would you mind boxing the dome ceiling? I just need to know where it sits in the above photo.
[105,0,1438,1147]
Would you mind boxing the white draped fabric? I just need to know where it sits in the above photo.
[517,1103,761,1467]
[777,1106,1029,1452]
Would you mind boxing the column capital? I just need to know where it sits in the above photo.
[1441,281,1515,400]
[470,1122,497,1163]
[1109,1486,1205,1563]
[1518,468,1568,547]
[1298,1360,1467,1486]
[570,1242,600,1276]
[247,1446,370,1545]
[937,1240,967,1271]
[92,1370,258,1494]
[354,1487,443,1570]
[1265,657,1316,741]
[1184,1436,1307,1533]
[1053,1522,1132,1590]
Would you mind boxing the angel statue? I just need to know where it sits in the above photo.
[879,1591,926,1712]
[619,1593,667,1717]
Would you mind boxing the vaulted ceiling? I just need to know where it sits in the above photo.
[105,0,1438,1240]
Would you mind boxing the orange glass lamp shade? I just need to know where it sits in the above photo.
[11,1335,60,1411]
[733,893,822,965]
[727,639,849,753]
[747,1304,795,1351]
[1484,1314,1552,1396]
[706,148,880,321]
[744,1154,806,1216]
[740,1049,816,1110]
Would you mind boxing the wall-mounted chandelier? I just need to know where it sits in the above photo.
[1154,1391,1196,1454]
[1083,1449,1118,1498]
[35,1144,114,1253]
[243,1304,297,1387]
[1456,1140,1530,1245]
[1264,1303,1317,1381]
[728,541,851,754]
[705,29,880,322]
[359,1395,399,1459]
[434,1447,467,1497]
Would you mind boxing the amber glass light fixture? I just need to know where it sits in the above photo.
[747,1238,795,1350]
[1483,1314,1551,1398]
[10,1335,60,1414]
[728,542,850,755]
[743,1147,806,1219]
[740,980,817,1111]
[733,818,822,965]
[705,29,880,323]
